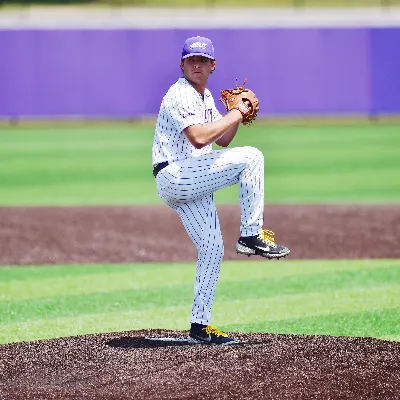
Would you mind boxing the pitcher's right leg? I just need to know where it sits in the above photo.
[174,194,224,327]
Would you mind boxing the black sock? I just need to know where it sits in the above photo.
[191,323,207,333]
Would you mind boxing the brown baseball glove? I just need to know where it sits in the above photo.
[220,78,259,125]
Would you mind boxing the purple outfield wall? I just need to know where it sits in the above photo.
[0,28,399,118]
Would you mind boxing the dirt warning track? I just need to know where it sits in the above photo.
[1,204,400,266]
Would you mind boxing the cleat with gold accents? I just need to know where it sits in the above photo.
[236,229,290,259]
[188,323,238,345]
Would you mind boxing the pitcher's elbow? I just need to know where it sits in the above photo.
[193,138,209,149]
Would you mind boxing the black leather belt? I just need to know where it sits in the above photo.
[153,161,169,178]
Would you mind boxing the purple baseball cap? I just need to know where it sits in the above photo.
[181,36,215,60]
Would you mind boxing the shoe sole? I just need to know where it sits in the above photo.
[236,243,290,260]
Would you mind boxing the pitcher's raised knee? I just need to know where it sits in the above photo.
[242,146,264,164]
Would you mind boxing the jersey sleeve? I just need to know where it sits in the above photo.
[164,88,204,133]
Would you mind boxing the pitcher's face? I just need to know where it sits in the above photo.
[181,56,216,86]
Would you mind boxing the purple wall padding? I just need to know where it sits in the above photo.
[0,27,395,118]
[0,30,181,118]
[370,28,400,114]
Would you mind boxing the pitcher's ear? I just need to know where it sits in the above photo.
[211,60,216,73]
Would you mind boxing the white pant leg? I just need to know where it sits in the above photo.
[156,146,264,236]
[155,146,264,325]
[173,195,224,325]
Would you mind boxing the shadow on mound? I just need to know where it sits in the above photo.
[106,336,193,348]
[106,335,258,348]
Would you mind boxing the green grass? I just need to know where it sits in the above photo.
[0,259,399,344]
[1,122,399,206]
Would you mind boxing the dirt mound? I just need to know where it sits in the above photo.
[0,330,399,400]
[1,204,400,266]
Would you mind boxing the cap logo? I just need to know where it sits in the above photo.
[189,42,207,50]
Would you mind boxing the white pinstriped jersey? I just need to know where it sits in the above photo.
[152,77,222,168]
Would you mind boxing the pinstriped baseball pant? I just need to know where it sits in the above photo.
[155,146,264,325]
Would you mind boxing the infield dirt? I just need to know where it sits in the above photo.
[0,204,399,399]
[1,204,400,265]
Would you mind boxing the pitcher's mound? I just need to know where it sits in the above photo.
[1,329,399,399]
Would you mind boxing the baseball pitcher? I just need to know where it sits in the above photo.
[152,36,290,345]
